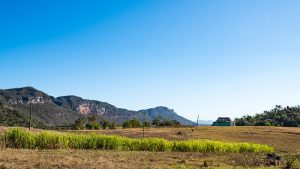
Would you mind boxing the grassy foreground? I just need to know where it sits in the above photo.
[2,128,274,153]
[0,127,299,168]
[0,149,286,169]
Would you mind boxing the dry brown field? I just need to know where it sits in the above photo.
[0,126,299,169]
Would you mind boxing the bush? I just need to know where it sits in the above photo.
[264,122,272,126]
[284,155,297,169]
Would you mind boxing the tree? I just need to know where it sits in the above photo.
[109,122,116,129]
[152,117,181,127]
[73,117,85,130]
[122,119,141,128]
[88,115,97,122]
[159,119,180,126]
[143,121,151,127]
[86,122,100,130]
[152,117,161,127]
[122,121,131,128]
[100,119,112,129]
[275,105,283,110]
[235,105,300,127]
[86,115,100,130]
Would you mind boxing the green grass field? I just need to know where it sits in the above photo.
[2,128,274,153]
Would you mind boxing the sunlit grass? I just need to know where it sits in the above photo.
[3,128,274,153]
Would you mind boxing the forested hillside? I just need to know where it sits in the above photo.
[235,105,300,127]
[0,87,195,128]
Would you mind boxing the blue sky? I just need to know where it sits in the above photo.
[1,0,300,121]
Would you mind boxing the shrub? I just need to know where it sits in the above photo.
[284,155,297,169]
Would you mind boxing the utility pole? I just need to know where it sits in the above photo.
[29,103,32,130]
[142,113,145,138]
[197,114,199,126]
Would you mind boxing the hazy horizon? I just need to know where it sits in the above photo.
[1,0,300,121]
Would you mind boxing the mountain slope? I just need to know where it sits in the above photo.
[0,87,81,126]
[54,95,137,123]
[0,87,53,105]
[139,107,195,125]
[0,87,195,127]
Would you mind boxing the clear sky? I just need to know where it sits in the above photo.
[1,0,300,121]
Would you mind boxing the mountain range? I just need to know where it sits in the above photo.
[0,87,195,128]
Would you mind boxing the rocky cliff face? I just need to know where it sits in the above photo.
[54,96,136,122]
[0,87,195,126]
[55,96,110,115]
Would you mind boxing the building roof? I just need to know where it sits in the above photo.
[216,117,232,122]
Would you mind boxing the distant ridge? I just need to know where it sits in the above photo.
[0,87,195,127]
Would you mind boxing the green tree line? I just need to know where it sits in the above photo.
[235,105,300,127]
[73,115,181,130]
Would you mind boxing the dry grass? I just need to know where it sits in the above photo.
[0,149,292,169]
[0,126,299,169]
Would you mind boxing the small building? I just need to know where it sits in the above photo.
[212,117,235,126]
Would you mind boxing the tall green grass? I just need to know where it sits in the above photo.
[3,128,274,153]
[0,134,6,149]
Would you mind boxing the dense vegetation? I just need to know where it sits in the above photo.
[235,105,300,127]
[73,116,115,130]
[152,117,181,127]
[2,128,274,153]
[0,103,45,128]
[73,117,179,130]
[122,119,142,128]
